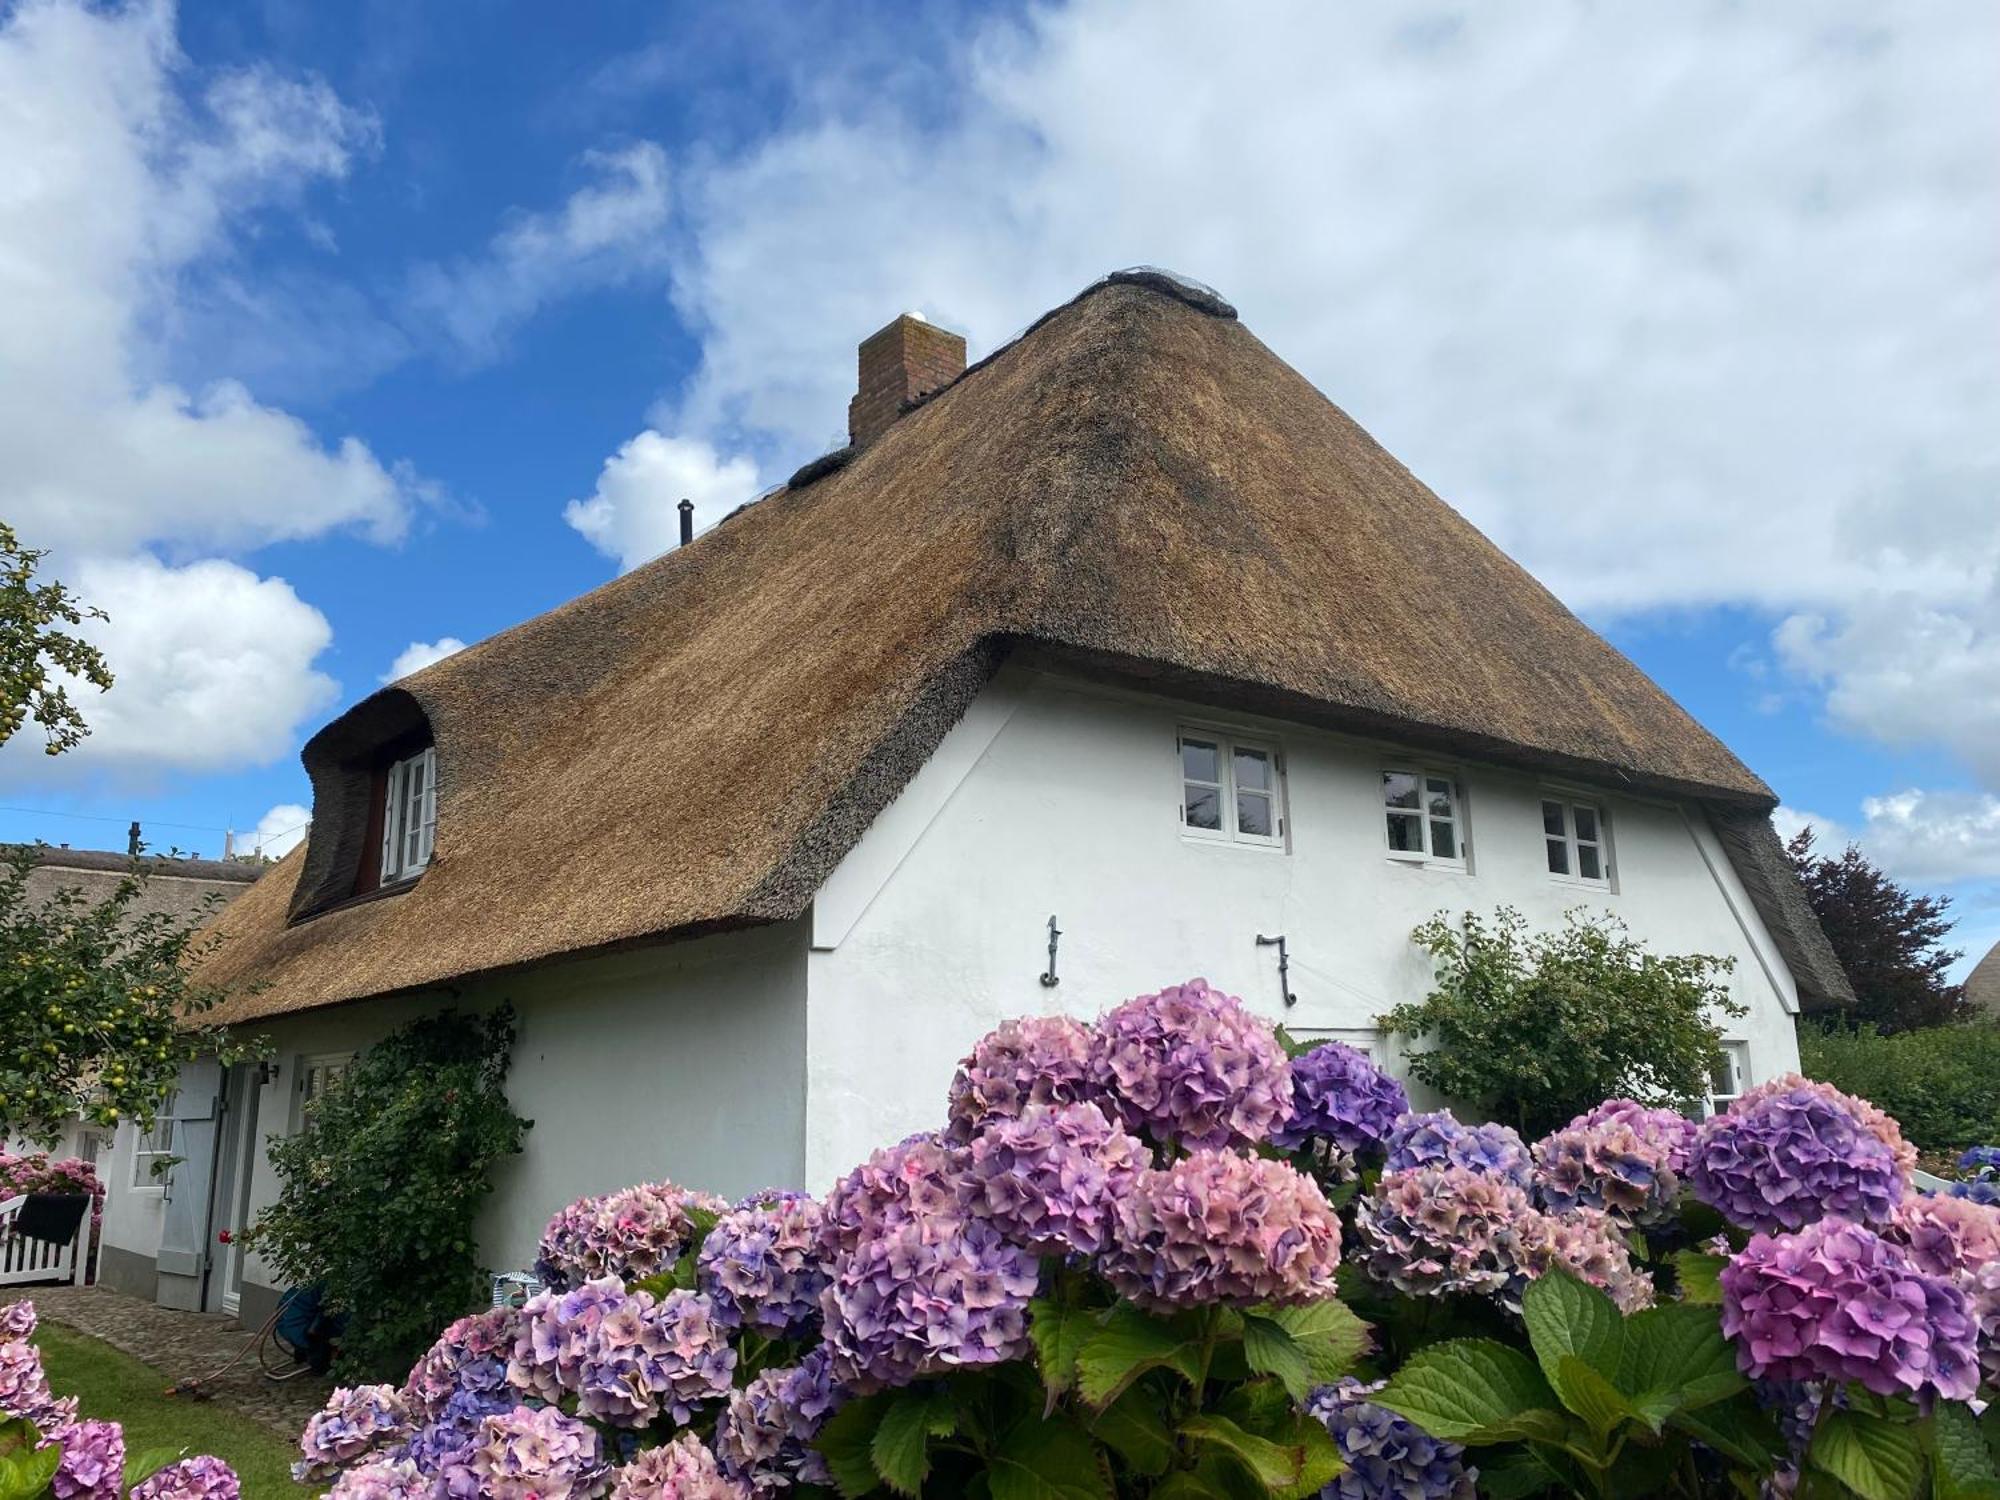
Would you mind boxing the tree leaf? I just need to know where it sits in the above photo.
[1091,1385,1175,1477]
[1373,1337,1569,1445]
[1262,1299,1372,1384]
[1181,1413,1307,1493]
[871,1387,954,1498]
[1810,1410,1924,1500]
[1075,1304,1204,1409]
[1029,1297,1099,1402]
[1673,1250,1728,1306]
[1521,1268,1626,1392]
[989,1417,1114,1500]
[1930,1404,2000,1500]
[815,1393,890,1499]
[1622,1302,1746,1425]
[1240,1313,1313,1402]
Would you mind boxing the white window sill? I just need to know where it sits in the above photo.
[1180,831,1287,854]
[1385,853,1469,874]
[1548,876,1613,893]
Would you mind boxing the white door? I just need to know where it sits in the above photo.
[206,1065,261,1315]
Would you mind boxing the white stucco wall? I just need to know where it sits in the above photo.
[802,665,1803,1184]
[97,919,809,1302]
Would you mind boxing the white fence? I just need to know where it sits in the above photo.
[0,1194,92,1288]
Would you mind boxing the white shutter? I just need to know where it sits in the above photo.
[380,759,404,881]
[415,747,438,867]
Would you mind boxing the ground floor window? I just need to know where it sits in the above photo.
[1704,1041,1749,1117]
[130,1095,177,1186]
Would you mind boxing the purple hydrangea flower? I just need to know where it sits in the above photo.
[1885,1193,2000,1279]
[946,1015,1098,1140]
[1270,1043,1408,1158]
[1734,1075,1917,1181]
[1965,1258,2000,1386]
[0,1337,73,1435]
[1692,1086,1904,1233]
[963,1101,1146,1257]
[1569,1099,1699,1178]
[716,1348,849,1492]
[1104,1150,1342,1310]
[819,1133,970,1259]
[1720,1218,1978,1400]
[50,1419,124,1500]
[821,1216,1037,1390]
[471,1406,609,1500]
[1,1302,35,1340]
[405,1306,520,1421]
[1088,980,1293,1151]
[1532,1107,1681,1226]
[397,1386,516,1499]
[1304,1380,1476,1500]
[610,1433,748,1499]
[323,1458,429,1500]
[535,1181,729,1291]
[1383,1112,1533,1189]
[512,1278,735,1427]
[130,1457,241,1500]
[697,1191,829,1336]
[295,1384,413,1481]
[1952,1179,2000,1208]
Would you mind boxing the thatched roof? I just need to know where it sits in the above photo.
[196,270,1850,1022]
[1967,942,2000,1018]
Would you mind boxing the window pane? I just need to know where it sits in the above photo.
[1542,801,1566,838]
[1233,747,1272,792]
[1237,790,1273,837]
[1578,844,1602,881]
[1426,786,1456,820]
[1546,838,1570,875]
[1185,786,1221,831]
[1181,739,1219,783]
[1574,806,1599,842]
[1430,820,1457,860]
[1383,771,1420,810]
[1386,811,1422,852]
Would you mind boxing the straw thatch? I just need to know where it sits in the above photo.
[195,271,1849,1022]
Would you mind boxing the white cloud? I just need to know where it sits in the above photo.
[383,637,469,683]
[564,430,759,571]
[1777,791,2000,888]
[0,0,424,559]
[24,554,337,775]
[405,142,671,365]
[629,1,1999,794]
[247,802,311,859]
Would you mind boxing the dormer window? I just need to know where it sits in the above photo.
[379,746,437,884]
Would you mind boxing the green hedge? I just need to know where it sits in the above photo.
[1799,1019,2000,1153]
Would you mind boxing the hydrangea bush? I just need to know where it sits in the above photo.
[293,978,2000,1500]
[0,1300,241,1500]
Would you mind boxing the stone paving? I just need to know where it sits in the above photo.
[1,1284,329,1438]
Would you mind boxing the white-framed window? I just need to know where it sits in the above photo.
[380,746,438,884]
[1382,768,1465,866]
[298,1053,355,1123]
[1543,797,1611,886]
[1704,1041,1750,1117]
[1177,730,1286,847]
[131,1094,177,1187]
[1288,1027,1387,1065]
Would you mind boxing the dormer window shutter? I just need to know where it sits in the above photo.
[415,747,438,868]
[380,759,403,884]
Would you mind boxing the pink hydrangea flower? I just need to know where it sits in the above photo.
[49,1419,123,1500]
[322,1458,428,1500]
[1721,1218,1977,1400]
[534,1181,728,1291]
[129,1457,240,1500]
[404,1305,520,1421]
[295,1385,412,1481]
[1088,980,1293,1151]
[1568,1100,1699,1177]
[964,1101,1146,1256]
[609,1433,748,1499]
[1357,1164,1539,1303]
[1532,1107,1681,1226]
[1104,1150,1341,1310]
[716,1349,846,1492]
[1506,1209,1654,1314]
[697,1191,829,1336]
[1,1301,36,1340]
[819,1133,970,1259]
[512,1278,734,1427]
[1885,1193,2000,1280]
[0,1337,73,1435]
[946,1015,1098,1139]
[471,1406,609,1500]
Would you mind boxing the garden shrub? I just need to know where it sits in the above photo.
[1799,1018,2000,1156]
[1381,907,1742,1136]
[241,1008,530,1383]
[293,976,2000,1500]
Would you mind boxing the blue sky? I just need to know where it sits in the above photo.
[1,1,1995,973]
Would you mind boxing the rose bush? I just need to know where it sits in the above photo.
[293,978,2000,1500]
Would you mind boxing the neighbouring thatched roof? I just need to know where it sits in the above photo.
[1967,942,2000,1018]
[196,270,1847,1022]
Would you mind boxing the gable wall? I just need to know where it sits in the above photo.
[801,666,1801,1185]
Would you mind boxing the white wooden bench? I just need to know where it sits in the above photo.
[0,1194,92,1288]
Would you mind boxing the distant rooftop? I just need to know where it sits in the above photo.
[12,845,266,884]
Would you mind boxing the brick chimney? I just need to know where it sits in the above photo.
[847,313,967,448]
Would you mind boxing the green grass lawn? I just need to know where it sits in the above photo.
[33,1322,311,1498]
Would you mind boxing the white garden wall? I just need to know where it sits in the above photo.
[802,664,1803,1185]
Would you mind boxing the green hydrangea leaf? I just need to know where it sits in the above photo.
[989,1416,1114,1500]
[1180,1413,1309,1493]
[1622,1302,1745,1425]
[1091,1385,1175,1477]
[1029,1297,1099,1402]
[1075,1305,1204,1409]
[1810,1410,1924,1500]
[1373,1337,1569,1445]
[1240,1313,1313,1402]
[814,1393,890,1499]
[1673,1250,1728,1306]
[1262,1299,1372,1384]
[1667,1393,1785,1472]
[1522,1269,1627,1391]
[871,1387,955,1498]
[1930,1403,2000,1500]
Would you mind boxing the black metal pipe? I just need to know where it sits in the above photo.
[677,498,694,546]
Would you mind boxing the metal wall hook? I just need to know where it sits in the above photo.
[1256,933,1297,1007]
[1040,915,1062,988]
